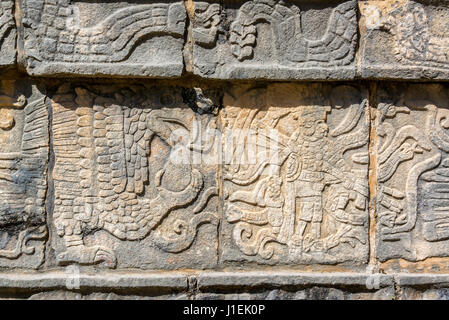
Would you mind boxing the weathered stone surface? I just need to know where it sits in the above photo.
[399,287,449,300]
[0,271,396,300]
[18,0,187,77]
[49,84,219,269]
[0,0,448,301]
[5,270,449,300]
[0,80,48,269]
[192,0,358,80]
[28,291,189,300]
[196,271,395,300]
[360,0,449,80]
[375,83,449,262]
[0,0,16,66]
[221,84,370,266]
[194,288,395,300]
[197,271,393,288]
[0,271,188,290]
[396,274,449,299]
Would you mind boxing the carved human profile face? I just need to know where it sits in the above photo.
[302,119,328,141]
[301,118,316,137]
[314,121,329,140]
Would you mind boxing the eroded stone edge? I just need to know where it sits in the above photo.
[0,272,188,290]
[4,271,449,299]
[0,271,394,289]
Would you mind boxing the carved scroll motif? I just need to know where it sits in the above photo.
[222,85,370,264]
[374,0,449,69]
[192,0,358,79]
[51,86,218,268]
[20,0,187,76]
[0,83,48,268]
[376,84,449,262]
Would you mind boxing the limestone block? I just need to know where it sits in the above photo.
[191,0,358,80]
[360,0,449,80]
[197,272,395,300]
[0,0,16,66]
[18,0,187,77]
[396,274,449,299]
[194,288,395,300]
[49,84,219,269]
[0,271,395,300]
[221,83,370,266]
[0,80,48,269]
[375,83,449,262]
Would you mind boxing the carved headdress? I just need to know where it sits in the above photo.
[296,106,331,127]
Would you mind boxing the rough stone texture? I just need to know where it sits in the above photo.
[196,272,395,300]
[0,0,448,300]
[396,274,449,299]
[0,271,395,300]
[0,0,16,67]
[18,0,187,77]
[194,288,395,300]
[192,0,358,80]
[0,80,47,269]
[197,271,393,288]
[49,83,219,269]
[360,0,449,80]
[375,83,449,262]
[221,84,370,266]
[28,291,189,300]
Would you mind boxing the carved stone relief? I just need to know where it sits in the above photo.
[0,0,448,301]
[0,80,48,269]
[18,0,187,77]
[376,83,449,262]
[50,84,219,269]
[221,84,370,265]
[361,0,449,80]
[0,0,16,66]
[192,0,358,80]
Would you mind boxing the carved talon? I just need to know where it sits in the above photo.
[226,205,242,223]
[57,245,117,268]
[155,168,165,187]
[14,95,27,108]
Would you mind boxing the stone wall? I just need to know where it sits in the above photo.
[0,0,448,300]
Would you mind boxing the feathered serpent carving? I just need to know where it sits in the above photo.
[230,0,357,66]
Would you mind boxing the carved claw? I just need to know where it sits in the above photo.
[155,168,165,187]
[57,245,117,268]
[0,94,26,108]
[13,95,27,108]
[226,205,243,223]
